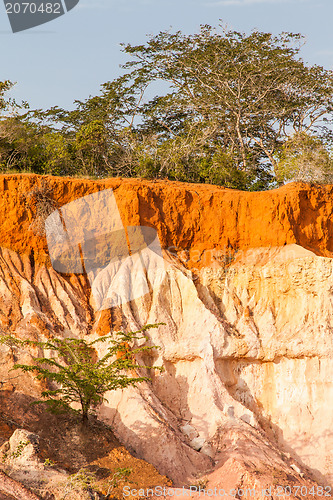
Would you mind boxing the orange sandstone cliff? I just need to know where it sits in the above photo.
[0,174,332,499]
[1,174,333,260]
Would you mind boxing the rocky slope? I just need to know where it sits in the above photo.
[0,174,332,498]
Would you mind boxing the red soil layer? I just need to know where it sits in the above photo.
[0,174,332,265]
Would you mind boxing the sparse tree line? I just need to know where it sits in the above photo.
[1,24,333,190]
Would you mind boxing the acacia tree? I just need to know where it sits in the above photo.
[11,324,162,423]
[119,25,333,189]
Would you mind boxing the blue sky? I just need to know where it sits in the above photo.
[1,0,333,110]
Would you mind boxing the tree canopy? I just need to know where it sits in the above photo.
[1,24,333,189]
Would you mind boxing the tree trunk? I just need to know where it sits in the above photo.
[82,407,89,424]
[0,470,40,500]
[235,115,247,171]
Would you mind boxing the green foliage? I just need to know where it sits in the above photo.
[2,24,333,189]
[41,131,73,176]
[0,115,48,174]
[105,467,133,497]
[119,25,333,189]
[0,80,14,112]
[12,324,163,423]
[10,440,30,459]
[63,468,97,497]
[196,148,249,189]
[0,333,21,348]
[43,458,55,467]
[274,132,333,184]
[74,119,110,176]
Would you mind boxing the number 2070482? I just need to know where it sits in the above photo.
[5,3,61,14]
[276,485,331,497]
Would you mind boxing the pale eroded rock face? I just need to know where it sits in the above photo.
[96,244,332,488]
[0,176,332,496]
[200,244,333,485]
[0,243,331,492]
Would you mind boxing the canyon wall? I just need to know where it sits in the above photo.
[0,174,332,497]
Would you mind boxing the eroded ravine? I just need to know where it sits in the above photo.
[0,174,332,498]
